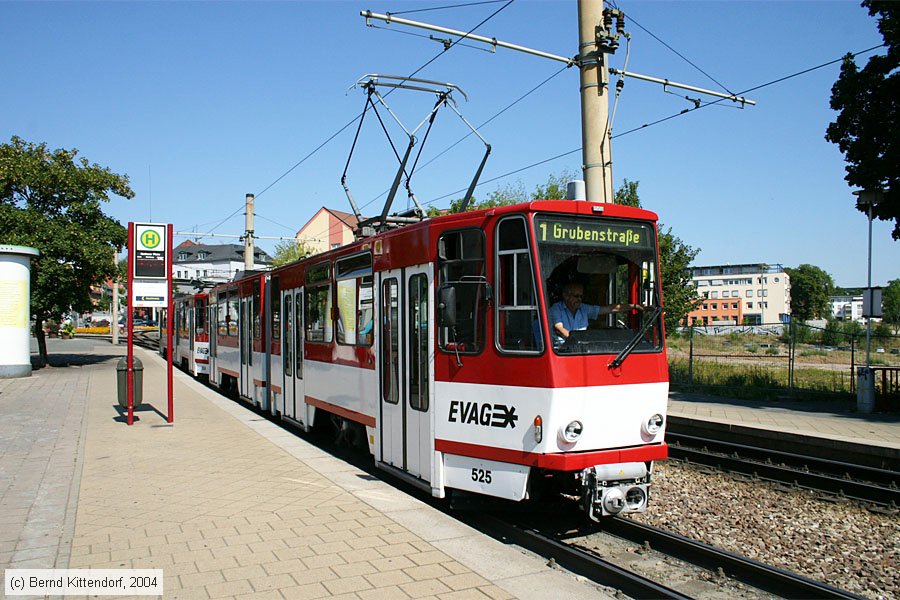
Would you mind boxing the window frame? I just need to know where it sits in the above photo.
[436,227,488,356]
[334,252,374,347]
[494,216,543,355]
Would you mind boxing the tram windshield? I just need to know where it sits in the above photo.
[534,214,663,356]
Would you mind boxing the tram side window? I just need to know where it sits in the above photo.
[178,304,188,338]
[195,300,206,335]
[270,278,280,342]
[496,217,542,353]
[305,263,332,344]
[252,281,261,341]
[409,273,429,412]
[228,293,239,337]
[283,295,292,377]
[335,253,373,347]
[217,293,227,336]
[437,228,486,354]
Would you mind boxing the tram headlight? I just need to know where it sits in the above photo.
[533,415,543,444]
[559,420,583,443]
[642,413,664,436]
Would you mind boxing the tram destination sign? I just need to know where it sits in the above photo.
[535,216,652,250]
[134,223,167,279]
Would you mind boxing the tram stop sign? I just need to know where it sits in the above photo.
[132,223,168,308]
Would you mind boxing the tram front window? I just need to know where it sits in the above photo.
[534,215,663,356]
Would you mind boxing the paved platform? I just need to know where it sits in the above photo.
[1,338,607,600]
[667,390,900,447]
[667,390,900,467]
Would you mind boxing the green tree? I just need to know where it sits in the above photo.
[882,278,900,325]
[873,321,894,342]
[785,264,835,321]
[822,318,843,346]
[825,0,898,239]
[531,169,576,200]
[615,178,641,207]
[842,319,863,337]
[0,136,132,366]
[271,238,314,267]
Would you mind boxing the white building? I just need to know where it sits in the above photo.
[173,242,272,284]
[829,295,864,322]
[690,263,791,325]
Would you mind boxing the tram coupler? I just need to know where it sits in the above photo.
[580,462,650,520]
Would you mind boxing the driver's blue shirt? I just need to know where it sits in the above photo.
[549,301,601,342]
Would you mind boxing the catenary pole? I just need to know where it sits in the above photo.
[578,0,613,203]
[244,193,255,272]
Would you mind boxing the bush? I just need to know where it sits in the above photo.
[765,346,779,356]
[76,326,111,334]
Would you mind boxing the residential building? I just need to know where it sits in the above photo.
[686,263,791,325]
[173,241,272,284]
[689,297,744,326]
[295,208,358,255]
[829,294,864,322]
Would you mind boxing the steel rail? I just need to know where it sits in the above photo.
[599,517,866,600]
[463,513,692,600]
[667,432,900,507]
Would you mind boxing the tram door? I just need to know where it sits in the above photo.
[281,288,305,426]
[379,266,433,481]
[208,302,217,382]
[187,301,195,369]
[240,296,252,400]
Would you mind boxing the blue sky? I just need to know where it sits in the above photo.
[2,0,895,287]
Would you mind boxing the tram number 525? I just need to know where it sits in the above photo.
[471,468,492,484]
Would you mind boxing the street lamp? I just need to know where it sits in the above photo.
[853,189,883,413]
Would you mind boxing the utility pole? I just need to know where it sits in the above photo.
[244,193,255,272]
[578,0,616,203]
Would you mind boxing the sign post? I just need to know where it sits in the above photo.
[127,222,173,424]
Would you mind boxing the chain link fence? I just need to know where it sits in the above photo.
[668,321,900,403]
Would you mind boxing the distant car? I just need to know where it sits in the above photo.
[891,348,899,355]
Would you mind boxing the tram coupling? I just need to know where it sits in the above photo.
[580,462,651,520]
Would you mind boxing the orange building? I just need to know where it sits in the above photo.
[684,297,744,326]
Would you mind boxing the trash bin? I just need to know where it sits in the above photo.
[116,356,143,408]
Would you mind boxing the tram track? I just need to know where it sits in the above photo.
[666,431,900,510]
[456,506,868,600]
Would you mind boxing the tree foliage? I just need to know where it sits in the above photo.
[882,278,900,325]
[785,264,835,321]
[271,238,314,267]
[825,0,899,239]
[0,136,132,365]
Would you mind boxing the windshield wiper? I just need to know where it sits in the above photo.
[609,306,662,369]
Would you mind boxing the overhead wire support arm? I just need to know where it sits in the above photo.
[361,10,576,66]
[608,69,756,106]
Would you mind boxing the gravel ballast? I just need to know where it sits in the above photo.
[630,462,900,600]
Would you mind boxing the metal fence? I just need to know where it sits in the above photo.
[668,321,900,403]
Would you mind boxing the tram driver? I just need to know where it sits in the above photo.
[550,281,643,346]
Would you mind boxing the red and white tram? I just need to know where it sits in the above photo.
[199,200,668,519]
[161,293,210,378]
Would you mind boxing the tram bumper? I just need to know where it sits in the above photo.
[581,462,650,520]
